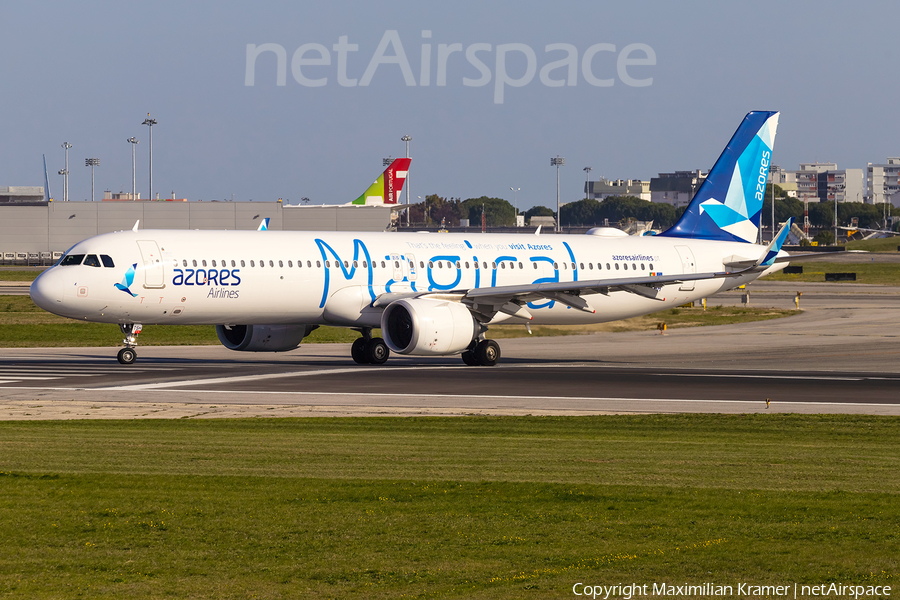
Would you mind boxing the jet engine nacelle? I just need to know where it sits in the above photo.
[381,298,477,355]
[215,324,317,352]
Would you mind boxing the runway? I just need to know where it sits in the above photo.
[1,279,899,418]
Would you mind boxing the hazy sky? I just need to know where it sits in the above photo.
[1,1,896,209]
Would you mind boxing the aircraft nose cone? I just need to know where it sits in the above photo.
[30,270,64,312]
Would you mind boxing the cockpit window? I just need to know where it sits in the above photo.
[101,255,115,268]
[60,254,85,266]
[83,255,102,267]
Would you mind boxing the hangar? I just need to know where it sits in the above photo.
[0,200,393,265]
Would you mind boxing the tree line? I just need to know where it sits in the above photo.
[405,185,899,230]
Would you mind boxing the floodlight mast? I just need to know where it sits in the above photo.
[127,137,139,201]
[583,167,592,200]
[551,156,565,232]
[401,135,412,226]
[61,142,72,201]
[142,114,157,200]
[85,158,100,202]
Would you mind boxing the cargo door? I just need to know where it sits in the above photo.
[674,245,696,291]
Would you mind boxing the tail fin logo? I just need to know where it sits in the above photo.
[661,111,779,243]
[114,264,139,297]
[350,158,411,205]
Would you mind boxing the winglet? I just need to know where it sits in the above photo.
[258,217,270,231]
[534,225,542,235]
[757,217,793,267]
[132,220,140,232]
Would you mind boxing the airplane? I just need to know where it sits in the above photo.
[31,111,793,366]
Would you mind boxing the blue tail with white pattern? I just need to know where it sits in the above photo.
[660,111,779,243]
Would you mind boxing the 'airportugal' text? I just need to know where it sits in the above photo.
[572,581,892,599]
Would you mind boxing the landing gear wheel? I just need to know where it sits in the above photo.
[117,347,137,365]
[461,350,479,366]
[474,339,500,366]
[365,337,390,365]
[351,338,369,364]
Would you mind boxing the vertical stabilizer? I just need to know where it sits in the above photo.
[349,158,411,205]
[660,111,779,243]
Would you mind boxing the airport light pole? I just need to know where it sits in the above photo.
[142,114,157,200]
[61,142,72,201]
[834,196,838,246]
[771,177,775,242]
[510,187,520,217]
[583,166,592,200]
[128,137,139,201]
[401,135,411,226]
[551,156,565,232]
[85,158,100,202]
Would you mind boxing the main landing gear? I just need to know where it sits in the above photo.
[351,328,390,365]
[461,339,500,367]
[116,323,142,365]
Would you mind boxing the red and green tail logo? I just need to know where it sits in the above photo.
[351,158,411,205]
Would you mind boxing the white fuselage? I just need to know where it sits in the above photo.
[30,229,779,327]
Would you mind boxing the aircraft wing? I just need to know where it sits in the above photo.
[373,268,749,322]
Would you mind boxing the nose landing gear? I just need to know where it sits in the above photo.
[117,323,142,364]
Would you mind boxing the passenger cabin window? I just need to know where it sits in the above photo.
[202,260,207,267]
[83,254,101,267]
[100,255,115,268]
[192,260,198,267]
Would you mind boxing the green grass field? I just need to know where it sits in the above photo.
[0,295,798,347]
[0,415,897,599]
[845,237,900,252]
[0,270,43,281]
[763,261,900,285]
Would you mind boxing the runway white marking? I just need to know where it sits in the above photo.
[108,367,381,390]
[1,385,897,409]
[103,364,890,392]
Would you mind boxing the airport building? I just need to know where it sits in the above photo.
[0,186,45,204]
[867,158,900,204]
[769,163,864,204]
[649,170,707,208]
[0,200,393,265]
[584,178,650,201]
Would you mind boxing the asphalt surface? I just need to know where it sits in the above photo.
[1,276,899,418]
